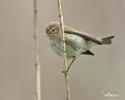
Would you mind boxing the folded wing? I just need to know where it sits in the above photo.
[64,27,103,45]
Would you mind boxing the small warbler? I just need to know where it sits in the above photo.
[46,22,114,72]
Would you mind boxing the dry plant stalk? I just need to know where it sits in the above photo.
[33,0,41,100]
[57,0,71,100]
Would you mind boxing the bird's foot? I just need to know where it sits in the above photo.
[62,70,69,74]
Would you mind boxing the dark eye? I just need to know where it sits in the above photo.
[52,29,55,32]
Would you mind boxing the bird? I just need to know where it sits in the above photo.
[46,22,115,72]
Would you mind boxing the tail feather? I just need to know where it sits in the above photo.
[101,35,115,45]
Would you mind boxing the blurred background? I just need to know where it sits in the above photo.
[0,0,125,100]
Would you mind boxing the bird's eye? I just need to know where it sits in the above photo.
[51,29,55,32]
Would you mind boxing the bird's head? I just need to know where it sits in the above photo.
[46,22,60,38]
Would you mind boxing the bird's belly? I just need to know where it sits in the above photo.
[49,34,94,59]
[50,43,76,59]
[50,39,85,59]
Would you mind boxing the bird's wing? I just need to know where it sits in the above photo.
[64,27,103,45]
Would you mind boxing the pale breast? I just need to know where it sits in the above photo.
[49,34,92,59]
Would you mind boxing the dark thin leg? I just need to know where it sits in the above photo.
[62,56,76,73]
[67,57,76,72]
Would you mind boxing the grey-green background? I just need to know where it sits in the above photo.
[0,0,125,100]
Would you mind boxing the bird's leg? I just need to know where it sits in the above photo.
[62,56,76,73]
[67,56,76,72]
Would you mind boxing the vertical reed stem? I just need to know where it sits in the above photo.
[33,0,41,100]
[57,0,71,100]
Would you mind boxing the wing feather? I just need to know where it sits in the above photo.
[64,27,102,45]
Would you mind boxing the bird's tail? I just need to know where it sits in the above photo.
[100,35,115,45]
